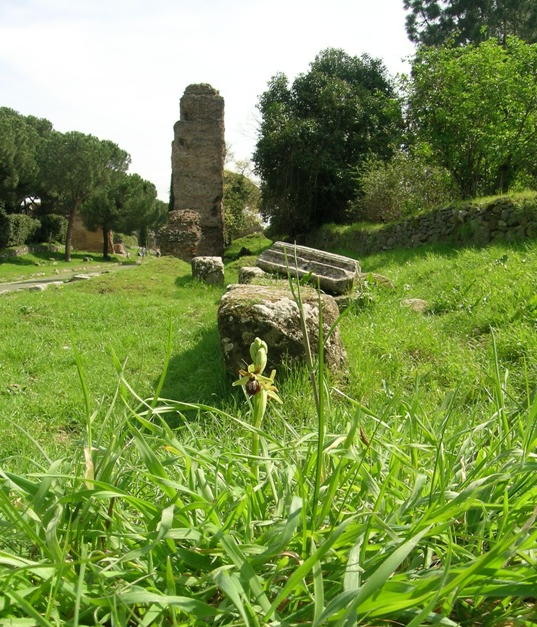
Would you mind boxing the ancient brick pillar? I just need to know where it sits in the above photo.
[170,83,225,258]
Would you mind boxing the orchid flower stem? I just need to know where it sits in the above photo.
[251,390,267,463]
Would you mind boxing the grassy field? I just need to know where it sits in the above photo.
[0,248,134,283]
[1,236,537,624]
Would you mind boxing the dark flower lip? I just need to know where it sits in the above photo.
[246,379,262,396]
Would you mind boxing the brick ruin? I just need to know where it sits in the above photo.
[162,83,225,260]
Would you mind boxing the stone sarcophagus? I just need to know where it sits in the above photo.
[170,84,225,259]
[256,241,360,295]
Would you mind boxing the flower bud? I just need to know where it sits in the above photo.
[250,337,268,374]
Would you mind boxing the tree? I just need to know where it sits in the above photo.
[223,167,262,242]
[0,108,53,213]
[254,48,402,235]
[407,37,537,197]
[403,0,537,46]
[81,172,158,259]
[0,108,39,212]
[39,131,130,260]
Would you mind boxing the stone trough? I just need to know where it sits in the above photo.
[256,241,359,295]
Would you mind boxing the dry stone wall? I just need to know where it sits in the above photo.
[170,84,225,259]
[306,197,537,254]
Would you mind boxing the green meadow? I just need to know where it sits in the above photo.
[1,235,537,624]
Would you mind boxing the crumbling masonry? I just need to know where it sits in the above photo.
[164,84,225,259]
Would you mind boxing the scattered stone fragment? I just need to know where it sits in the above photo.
[257,241,359,295]
[69,274,92,282]
[29,284,47,292]
[191,256,224,285]
[357,272,395,289]
[218,283,346,373]
[238,266,267,284]
[401,298,429,313]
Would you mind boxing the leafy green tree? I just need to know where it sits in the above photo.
[0,108,53,213]
[223,168,261,242]
[404,0,537,46]
[0,108,39,212]
[39,131,130,260]
[355,148,458,221]
[81,172,157,259]
[254,48,402,235]
[407,37,537,197]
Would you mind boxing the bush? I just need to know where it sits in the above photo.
[0,212,41,248]
[36,213,67,243]
[354,151,459,222]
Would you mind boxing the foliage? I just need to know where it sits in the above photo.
[0,108,39,212]
[0,211,41,248]
[36,213,68,243]
[81,171,158,258]
[223,232,273,260]
[223,169,262,242]
[404,0,537,46]
[39,131,130,260]
[407,36,537,198]
[354,149,459,221]
[254,48,403,235]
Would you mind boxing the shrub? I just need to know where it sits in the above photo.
[36,213,67,243]
[0,211,41,248]
[354,151,458,222]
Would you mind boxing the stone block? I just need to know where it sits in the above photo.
[218,284,346,374]
[256,241,359,295]
[238,266,266,284]
[191,256,224,285]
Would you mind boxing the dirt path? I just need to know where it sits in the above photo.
[0,264,139,294]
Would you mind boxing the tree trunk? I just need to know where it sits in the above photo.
[103,226,110,260]
[64,204,78,262]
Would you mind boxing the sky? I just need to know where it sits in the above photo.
[0,0,415,200]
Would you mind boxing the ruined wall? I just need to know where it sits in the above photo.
[306,198,537,254]
[71,214,105,253]
[170,83,225,258]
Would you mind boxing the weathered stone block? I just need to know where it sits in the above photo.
[238,266,266,284]
[257,241,359,295]
[191,256,224,285]
[218,284,346,374]
[159,210,202,261]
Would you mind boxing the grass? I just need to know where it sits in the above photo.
[0,248,134,283]
[223,233,273,260]
[1,236,537,623]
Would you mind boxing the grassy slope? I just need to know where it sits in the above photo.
[0,256,234,463]
[340,240,537,418]
[0,249,130,282]
[2,237,537,460]
[2,236,537,623]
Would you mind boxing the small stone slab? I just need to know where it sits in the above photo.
[69,274,92,282]
[191,256,224,285]
[238,266,267,284]
[256,241,359,295]
[401,298,429,313]
[29,284,47,292]
[218,283,346,374]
